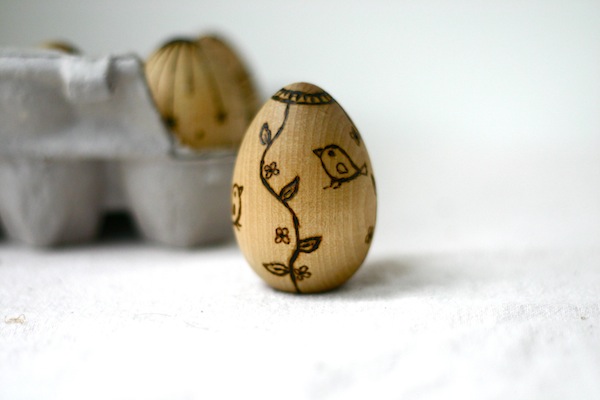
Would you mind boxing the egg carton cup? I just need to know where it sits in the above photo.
[0,48,235,247]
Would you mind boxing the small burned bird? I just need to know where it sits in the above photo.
[313,144,368,189]
[232,184,244,229]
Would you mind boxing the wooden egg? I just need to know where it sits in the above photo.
[232,82,377,293]
[196,35,259,124]
[145,36,258,150]
[40,41,80,54]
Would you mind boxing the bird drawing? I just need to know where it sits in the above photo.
[313,144,368,189]
[231,184,243,229]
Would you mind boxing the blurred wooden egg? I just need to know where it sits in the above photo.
[145,36,258,150]
[232,82,377,293]
[196,35,259,124]
[40,41,80,54]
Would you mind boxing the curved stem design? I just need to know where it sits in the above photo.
[259,104,303,292]
[259,97,324,293]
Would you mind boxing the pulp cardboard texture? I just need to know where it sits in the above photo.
[0,48,235,247]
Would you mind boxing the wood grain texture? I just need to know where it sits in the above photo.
[232,82,377,293]
[145,36,258,150]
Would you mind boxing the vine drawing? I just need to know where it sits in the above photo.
[259,88,333,293]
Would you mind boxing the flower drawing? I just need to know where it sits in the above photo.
[294,266,312,281]
[275,227,290,244]
[263,162,280,179]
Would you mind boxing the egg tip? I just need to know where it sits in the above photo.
[283,82,325,94]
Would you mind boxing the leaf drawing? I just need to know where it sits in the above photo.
[298,237,322,253]
[263,263,290,276]
[349,126,361,146]
[259,123,272,145]
[279,176,300,202]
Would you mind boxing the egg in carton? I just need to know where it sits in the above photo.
[0,35,258,247]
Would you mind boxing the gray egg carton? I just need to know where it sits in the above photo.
[0,48,235,247]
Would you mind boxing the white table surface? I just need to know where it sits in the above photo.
[1,224,599,400]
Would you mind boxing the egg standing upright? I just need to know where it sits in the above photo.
[232,82,377,293]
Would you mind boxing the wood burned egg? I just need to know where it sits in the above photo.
[232,82,377,294]
[145,36,258,150]
[40,40,80,54]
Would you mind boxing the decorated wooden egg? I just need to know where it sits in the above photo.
[196,35,259,125]
[232,82,377,293]
[145,36,258,150]
[40,41,80,54]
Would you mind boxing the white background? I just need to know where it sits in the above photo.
[2,0,599,251]
[1,2,600,399]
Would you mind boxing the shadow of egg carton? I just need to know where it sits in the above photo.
[0,48,235,247]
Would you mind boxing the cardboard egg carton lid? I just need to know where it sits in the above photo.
[0,48,236,247]
[0,48,176,159]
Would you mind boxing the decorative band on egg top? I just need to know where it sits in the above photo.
[271,88,334,105]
